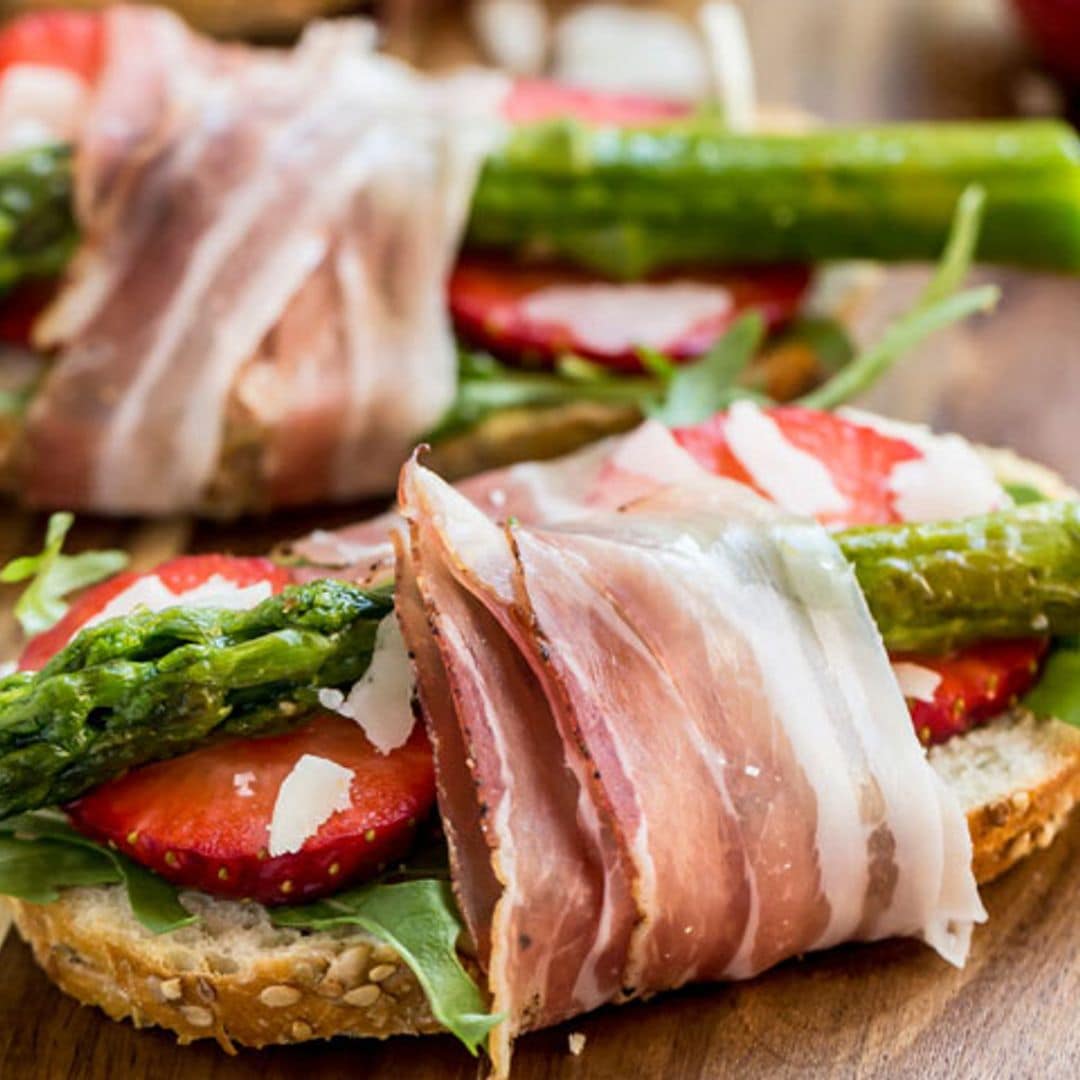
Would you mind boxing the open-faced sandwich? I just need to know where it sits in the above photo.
[1,198,1079,1073]
[0,5,1078,515]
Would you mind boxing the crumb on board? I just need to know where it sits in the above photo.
[568,1031,586,1056]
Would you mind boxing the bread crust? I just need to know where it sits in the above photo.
[7,893,442,1051]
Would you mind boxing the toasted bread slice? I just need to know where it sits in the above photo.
[6,709,1079,1052]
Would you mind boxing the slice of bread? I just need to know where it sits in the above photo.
[6,709,1079,1052]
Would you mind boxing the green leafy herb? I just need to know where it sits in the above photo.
[645,312,767,426]
[798,185,999,410]
[1004,482,1048,506]
[0,811,194,933]
[0,513,129,637]
[0,143,78,297]
[273,879,498,1054]
[1023,638,1080,728]
[429,348,656,442]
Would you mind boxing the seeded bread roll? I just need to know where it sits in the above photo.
[6,709,1079,1051]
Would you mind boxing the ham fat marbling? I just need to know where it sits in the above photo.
[393,428,984,1074]
[23,6,504,513]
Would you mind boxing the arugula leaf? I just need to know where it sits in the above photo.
[0,836,120,903]
[1023,638,1080,728]
[1004,482,1048,506]
[429,348,656,442]
[0,811,195,933]
[0,513,129,637]
[645,312,767,426]
[798,185,999,411]
[273,879,498,1055]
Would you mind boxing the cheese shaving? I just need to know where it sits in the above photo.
[839,408,1009,522]
[892,662,942,704]
[232,771,256,798]
[318,616,416,754]
[267,754,354,857]
[520,281,732,356]
[724,400,849,517]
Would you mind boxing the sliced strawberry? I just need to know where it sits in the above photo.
[895,640,1048,746]
[0,10,105,83]
[449,257,812,371]
[674,405,924,527]
[67,712,437,904]
[503,78,690,126]
[19,553,293,671]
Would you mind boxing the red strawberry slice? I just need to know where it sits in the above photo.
[894,639,1048,746]
[19,553,293,672]
[674,405,923,527]
[449,257,812,371]
[0,10,105,83]
[68,712,437,904]
[503,78,690,126]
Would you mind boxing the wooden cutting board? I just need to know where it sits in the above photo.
[1,811,1078,1078]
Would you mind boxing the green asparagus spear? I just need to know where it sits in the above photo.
[0,143,76,296]
[838,501,1080,653]
[2,121,1078,297]
[471,120,1080,276]
[0,579,393,819]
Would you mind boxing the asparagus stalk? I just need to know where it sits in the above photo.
[838,501,1080,652]
[2,504,1080,819]
[0,144,76,295]
[0,580,393,818]
[2,121,1078,299]
[471,120,1080,276]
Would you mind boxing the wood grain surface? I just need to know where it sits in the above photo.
[2,1,1080,1078]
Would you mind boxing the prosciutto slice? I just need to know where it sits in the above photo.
[394,431,984,1073]
[23,7,503,513]
[291,420,703,584]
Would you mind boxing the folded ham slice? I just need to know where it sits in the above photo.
[291,420,703,584]
[23,7,504,513]
[394,430,985,1074]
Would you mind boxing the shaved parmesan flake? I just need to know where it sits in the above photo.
[233,771,256,798]
[83,573,273,629]
[892,662,942,704]
[888,437,1007,522]
[267,754,354,857]
[725,400,848,517]
[318,616,415,754]
[0,660,15,678]
[568,1032,587,1056]
[839,408,1009,523]
[521,281,732,356]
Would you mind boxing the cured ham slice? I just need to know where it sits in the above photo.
[22,7,503,512]
[395,432,985,1073]
[290,420,701,584]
